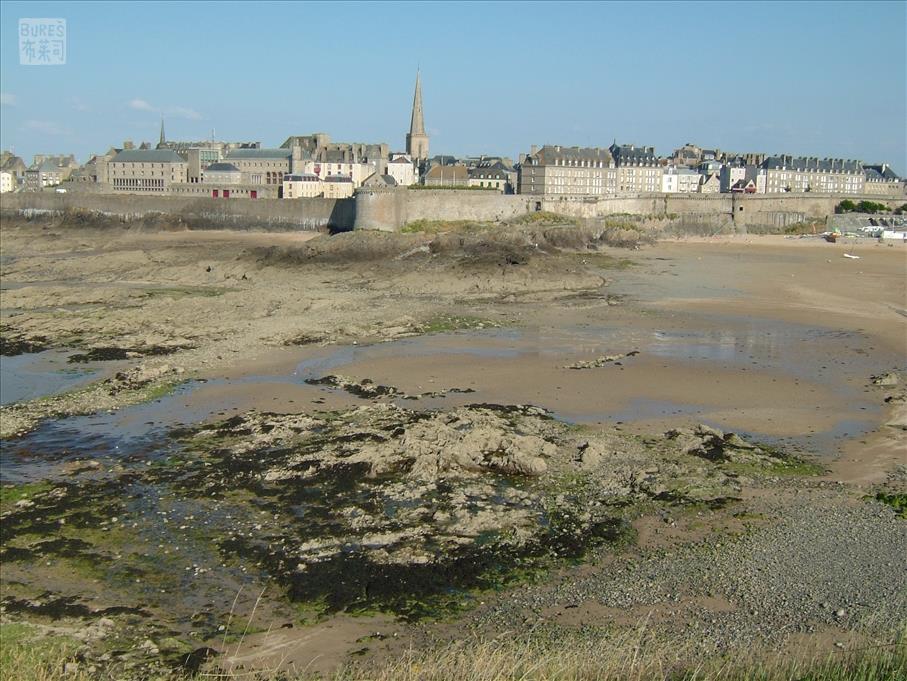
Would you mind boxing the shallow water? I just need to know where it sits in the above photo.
[2,312,899,484]
[0,349,107,406]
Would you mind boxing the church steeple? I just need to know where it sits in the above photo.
[406,70,429,161]
[409,70,425,136]
[159,116,166,147]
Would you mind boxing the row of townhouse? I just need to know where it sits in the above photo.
[517,143,905,197]
[518,144,667,195]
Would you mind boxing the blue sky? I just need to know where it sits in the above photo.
[1,1,905,170]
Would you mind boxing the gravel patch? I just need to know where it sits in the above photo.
[470,487,907,652]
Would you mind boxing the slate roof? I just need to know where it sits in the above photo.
[224,148,291,160]
[363,173,397,187]
[110,149,185,163]
[285,174,321,182]
[469,165,509,180]
[205,162,240,172]
[762,156,862,173]
[324,175,353,183]
[864,164,901,181]
[526,145,613,166]
[609,143,658,165]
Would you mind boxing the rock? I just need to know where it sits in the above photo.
[565,351,639,370]
[871,372,899,387]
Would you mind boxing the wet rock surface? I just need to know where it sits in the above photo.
[565,350,639,370]
[0,402,803,672]
[305,374,477,400]
[0,334,50,356]
[67,344,192,364]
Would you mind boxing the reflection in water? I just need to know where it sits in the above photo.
[0,318,899,486]
[1,350,103,406]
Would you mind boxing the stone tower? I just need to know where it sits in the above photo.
[405,71,429,161]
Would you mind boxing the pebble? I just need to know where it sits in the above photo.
[469,489,907,652]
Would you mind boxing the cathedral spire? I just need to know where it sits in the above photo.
[159,116,166,147]
[409,70,425,136]
[406,70,429,161]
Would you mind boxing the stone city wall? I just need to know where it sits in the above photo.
[0,192,355,231]
[355,190,904,233]
[354,188,531,231]
[3,188,902,235]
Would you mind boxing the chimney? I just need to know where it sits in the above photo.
[530,145,538,156]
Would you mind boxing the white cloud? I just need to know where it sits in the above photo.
[71,97,91,112]
[127,98,203,120]
[0,92,17,106]
[166,105,203,121]
[23,120,71,136]
[128,98,155,111]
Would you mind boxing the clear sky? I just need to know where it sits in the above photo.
[1,1,905,170]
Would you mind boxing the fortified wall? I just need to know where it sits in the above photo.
[2,189,902,234]
[0,192,355,232]
[354,189,904,233]
[354,188,532,231]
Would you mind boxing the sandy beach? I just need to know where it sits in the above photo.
[1,216,904,677]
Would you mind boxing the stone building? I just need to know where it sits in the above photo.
[719,162,747,193]
[761,156,864,194]
[609,143,663,193]
[282,173,323,198]
[405,71,429,162]
[661,167,702,193]
[1,151,27,180]
[387,154,419,187]
[223,148,291,186]
[468,162,511,193]
[518,145,616,195]
[297,151,378,189]
[156,120,260,183]
[0,171,13,193]
[280,134,389,178]
[203,162,242,185]
[699,172,721,193]
[322,175,354,198]
[423,163,468,187]
[863,164,904,196]
[24,155,78,190]
[105,149,188,193]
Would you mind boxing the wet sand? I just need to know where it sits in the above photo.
[1,222,905,675]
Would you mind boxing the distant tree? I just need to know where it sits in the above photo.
[893,203,907,215]
[835,199,856,214]
[854,200,889,214]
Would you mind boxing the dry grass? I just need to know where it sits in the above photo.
[4,617,905,681]
[192,622,907,681]
[321,631,906,681]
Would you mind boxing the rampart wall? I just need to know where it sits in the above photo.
[355,190,904,233]
[2,189,902,235]
[0,192,354,231]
